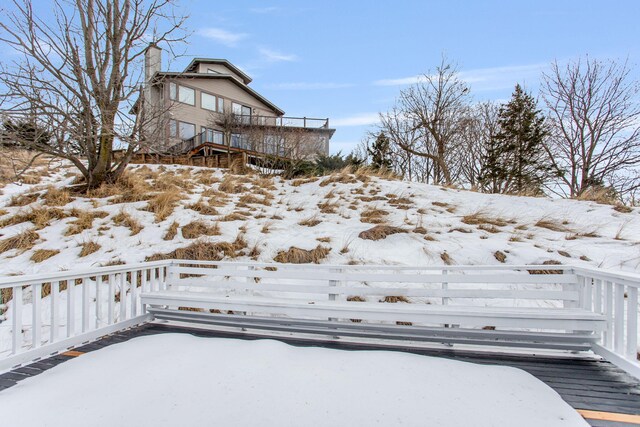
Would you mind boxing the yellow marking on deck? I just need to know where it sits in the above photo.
[577,409,640,424]
[61,350,85,357]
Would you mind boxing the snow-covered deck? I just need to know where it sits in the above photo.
[1,323,639,427]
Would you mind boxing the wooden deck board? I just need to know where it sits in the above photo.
[1,322,639,426]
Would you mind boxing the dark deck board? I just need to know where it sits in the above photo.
[0,322,639,426]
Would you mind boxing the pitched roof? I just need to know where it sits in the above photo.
[152,72,284,116]
[183,58,252,84]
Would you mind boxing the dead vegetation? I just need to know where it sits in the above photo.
[273,245,331,264]
[440,252,453,265]
[534,218,572,232]
[79,240,101,257]
[360,207,389,224]
[358,225,407,241]
[462,211,511,227]
[30,249,60,263]
[88,171,153,203]
[218,175,248,193]
[528,260,563,275]
[0,228,39,254]
[613,204,633,213]
[112,210,143,236]
[65,209,109,235]
[494,251,507,263]
[163,221,179,241]
[238,194,272,206]
[42,186,74,206]
[186,199,219,216]
[380,295,410,303]
[8,193,39,207]
[0,206,67,229]
[144,189,182,222]
[299,216,321,227]
[181,220,220,239]
[147,235,248,261]
[220,212,250,222]
[290,177,318,187]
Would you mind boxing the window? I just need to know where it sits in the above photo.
[179,121,196,139]
[207,68,221,74]
[169,119,196,139]
[231,133,249,149]
[168,82,195,106]
[232,102,252,124]
[203,127,223,145]
[217,97,224,113]
[201,92,216,111]
[178,86,195,105]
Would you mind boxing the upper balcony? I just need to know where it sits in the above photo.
[234,114,331,129]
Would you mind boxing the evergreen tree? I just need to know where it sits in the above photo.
[478,84,551,194]
[368,132,393,170]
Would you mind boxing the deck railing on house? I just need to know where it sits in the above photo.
[0,261,638,379]
[167,115,330,155]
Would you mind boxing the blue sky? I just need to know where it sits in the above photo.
[26,0,640,154]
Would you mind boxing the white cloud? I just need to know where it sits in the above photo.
[259,48,297,62]
[264,82,354,90]
[199,28,248,47]
[374,63,546,91]
[332,112,380,127]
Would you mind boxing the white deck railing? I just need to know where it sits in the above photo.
[0,261,638,378]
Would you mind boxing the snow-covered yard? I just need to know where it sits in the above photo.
[0,334,588,427]
[0,162,638,277]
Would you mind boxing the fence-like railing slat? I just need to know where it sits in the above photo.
[32,283,42,349]
[82,277,89,333]
[108,274,115,325]
[614,283,625,354]
[627,286,638,359]
[50,280,59,343]
[67,280,75,338]
[12,286,22,354]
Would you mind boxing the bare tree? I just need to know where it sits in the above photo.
[396,57,471,185]
[0,0,187,188]
[541,57,640,198]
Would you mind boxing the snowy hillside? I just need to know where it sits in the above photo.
[0,161,639,276]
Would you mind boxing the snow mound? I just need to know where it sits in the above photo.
[0,334,588,427]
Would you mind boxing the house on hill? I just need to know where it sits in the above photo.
[132,44,335,167]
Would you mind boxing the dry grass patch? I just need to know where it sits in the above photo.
[65,209,109,235]
[147,235,248,262]
[144,188,182,222]
[181,220,220,239]
[316,236,331,243]
[112,210,143,236]
[319,171,358,187]
[89,171,153,203]
[565,231,600,240]
[273,245,331,264]
[360,207,388,224]
[79,240,101,257]
[8,193,39,207]
[478,224,501,234]
[0,228,39,254]
[358,225,407,241]
[380,295,410,303]
[218,176,248,194]
[43,186,74,206]
[219,211,250,222]
[347,295,366,302]
[613,204,633,213]
[317,200,338,214]
[186,199,219,216]
[290,177,318,187]
[30,249,60,263]
[163,221,179,241]
[440,252,453,265]
[494,251,507,263]
[534,218,572,232]
[0,206,67,229]
[432,201,449,208]
[528,260,563,275]
[154,171,194,192]
[299,216,321,227]
[239,194,271,206]
[462,211,510,227]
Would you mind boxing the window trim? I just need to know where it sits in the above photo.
[169,119,196,139]
[168,81,196,106]
[201,92,217,111]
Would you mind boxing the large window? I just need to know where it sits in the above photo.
[168,82,195,106]
[203,127,223,145]
[231,133,250,149]
[201,92,216,111]
[232,102,252,124]
[169,119,196,139]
